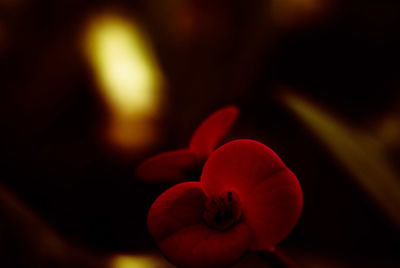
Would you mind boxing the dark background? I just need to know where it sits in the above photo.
[1,0,399,267]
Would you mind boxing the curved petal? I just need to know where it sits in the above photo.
[136,149,198,182]
[201,139,303,250]
[147,182,206,241]
[189,106,239,159]
[148,181,251,268]
[201,139,286,201]
[244,168,303,250]
[159,223,251,268]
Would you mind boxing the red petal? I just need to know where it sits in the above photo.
[201,139,285,200]
[159,223,251,268]
[244,168,303,250]
[148,181,251,268]
[136,150,198,182]
[189,106,238,159]
[147,182,206,241]
[200,139,303,249]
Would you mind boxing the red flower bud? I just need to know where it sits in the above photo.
[136,106,238,182]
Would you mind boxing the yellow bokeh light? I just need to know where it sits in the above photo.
[110,254,175,268]
[84,13,164,150]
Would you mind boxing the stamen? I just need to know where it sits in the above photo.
[203,190,242,231]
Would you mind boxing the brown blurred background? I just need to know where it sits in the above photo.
[0,0,399,267]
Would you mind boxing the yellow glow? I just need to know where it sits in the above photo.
[84,14,164,149]
[111,254,175,268]
[281,90,400,228]
[271,0,328,27]
[376,115,400,146]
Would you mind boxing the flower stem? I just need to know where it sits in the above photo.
[259,248,300,268]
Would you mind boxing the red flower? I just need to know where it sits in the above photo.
[147,139,303,268]
[136,106,238,182]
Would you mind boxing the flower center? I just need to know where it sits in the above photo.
[202,190,242,231]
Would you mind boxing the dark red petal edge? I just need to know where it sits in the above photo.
[136,149,198,182]
[189,106,238,159]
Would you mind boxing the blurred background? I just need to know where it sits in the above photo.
[1,0,399,267]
